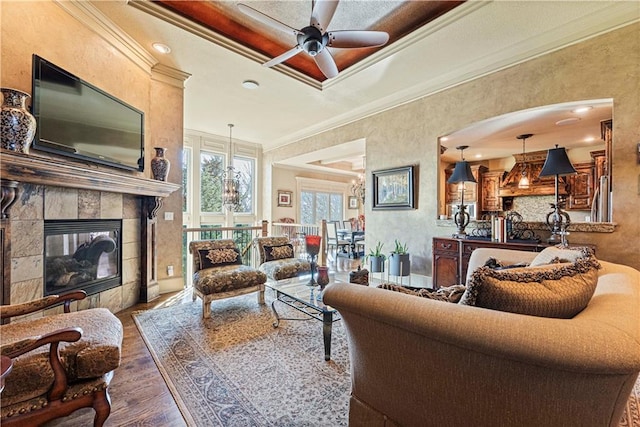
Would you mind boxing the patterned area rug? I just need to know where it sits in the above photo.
[133,292,350,426]
[134,292,640,427]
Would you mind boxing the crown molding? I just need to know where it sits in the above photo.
[128,0,324,90]
[151,64,192,88]
[54,0,158,74]
[263,2,640,151]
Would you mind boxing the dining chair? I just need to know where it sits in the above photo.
[342,220,352,231]
[325,221,351,262]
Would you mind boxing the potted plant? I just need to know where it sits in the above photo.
[364,241,386,273]
[389,239,410,276]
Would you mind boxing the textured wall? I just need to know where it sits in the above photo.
[266,23,640,273]
[1,1,185,304]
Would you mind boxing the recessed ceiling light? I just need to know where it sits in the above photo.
[242,80,259,89]
[440,136,449,142]
[475,154,482,158]
[152,43,171,54]
[572,106,593,114]
[555,117,581,126]
[584,136,596,142]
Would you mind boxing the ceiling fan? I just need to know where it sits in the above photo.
[237,0,389,79]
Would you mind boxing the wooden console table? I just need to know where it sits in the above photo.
[432,237,548,289]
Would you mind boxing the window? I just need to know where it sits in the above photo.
[200,151,225,213]
[301,190,343,224]
[233,156,254,214]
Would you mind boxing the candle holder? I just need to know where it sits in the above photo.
[305,235,321,286]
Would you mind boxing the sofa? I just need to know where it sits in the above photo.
[323,247,640,427]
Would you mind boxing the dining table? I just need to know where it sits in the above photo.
[337,229,365,259]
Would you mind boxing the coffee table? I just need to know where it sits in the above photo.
[265,275,342,361]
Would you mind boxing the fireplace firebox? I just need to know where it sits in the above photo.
[44,220,122,296]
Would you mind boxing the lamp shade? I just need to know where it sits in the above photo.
[539,146,577,177]
[447,161,477,184]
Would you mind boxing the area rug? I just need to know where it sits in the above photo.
[133,293,350,426]
[134,293,640,427]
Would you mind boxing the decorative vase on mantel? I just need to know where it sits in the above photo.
[1,88,37,154]
[151,147,170,181]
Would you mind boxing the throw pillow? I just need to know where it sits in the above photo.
[459,255,601,318]
[529,246,593,267]
[483,257,530,270]
[378,283,466,303]
[264,243,294,261]
[198,248,242,269]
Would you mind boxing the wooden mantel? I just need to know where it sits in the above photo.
[0,149,180,198]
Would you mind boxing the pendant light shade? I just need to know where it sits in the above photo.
[517,133,533,189]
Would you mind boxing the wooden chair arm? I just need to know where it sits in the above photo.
[1,327,82,401]
[0,290,87,320]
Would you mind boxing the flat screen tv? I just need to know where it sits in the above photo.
[31,55,144,172]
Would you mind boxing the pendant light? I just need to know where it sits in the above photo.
[222,124,241,211]
[517,133,533,189]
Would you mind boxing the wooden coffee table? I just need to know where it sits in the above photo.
[265,275,342,361]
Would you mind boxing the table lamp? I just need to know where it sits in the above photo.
[538,145,577,245]
[447,145,477,238]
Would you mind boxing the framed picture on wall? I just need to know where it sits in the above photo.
[277,190,292,207]
[372,165,416,210]
[348,196,359,209]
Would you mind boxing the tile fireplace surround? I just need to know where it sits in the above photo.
[1,150,180,314]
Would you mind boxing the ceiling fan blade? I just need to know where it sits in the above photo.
[310,0,339,33]
[237,3,299,37]
[314,48,338,79]
[263,45,303,68]
[327,30,389,48]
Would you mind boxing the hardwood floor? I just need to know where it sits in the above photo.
[46,258,362,426]
[47,292,189,427]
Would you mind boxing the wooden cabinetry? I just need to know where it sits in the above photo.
[432,237,548,289]
[432,238,460,288]
[480,171,504,212]
[567,162,594,210]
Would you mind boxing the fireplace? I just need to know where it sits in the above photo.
[44,219,122,297]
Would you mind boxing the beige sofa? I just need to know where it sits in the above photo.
[323,248,640,427]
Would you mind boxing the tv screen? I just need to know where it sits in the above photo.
[32,55,144,172]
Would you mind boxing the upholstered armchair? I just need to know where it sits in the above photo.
[189,239,268,319]
[253,236,311,281]
[0,290,123,427]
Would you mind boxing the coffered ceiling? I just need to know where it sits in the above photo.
[150,0,464,83]
[90,1,639,174]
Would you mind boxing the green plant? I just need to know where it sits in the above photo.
[390,239,408,255]
[364,241,386,262]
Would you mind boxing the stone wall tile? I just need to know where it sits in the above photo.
[11,219,43,257]
[78,190,101,219]
[44,187,78,219]
[101,192,123,219]
[11,255,43,283]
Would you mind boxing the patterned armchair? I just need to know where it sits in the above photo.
[188,239,267,319]
[0,291,123,427]
[253,236,311,281]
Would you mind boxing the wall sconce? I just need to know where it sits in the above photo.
[539,144,577,245]
[447,145,477,238]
